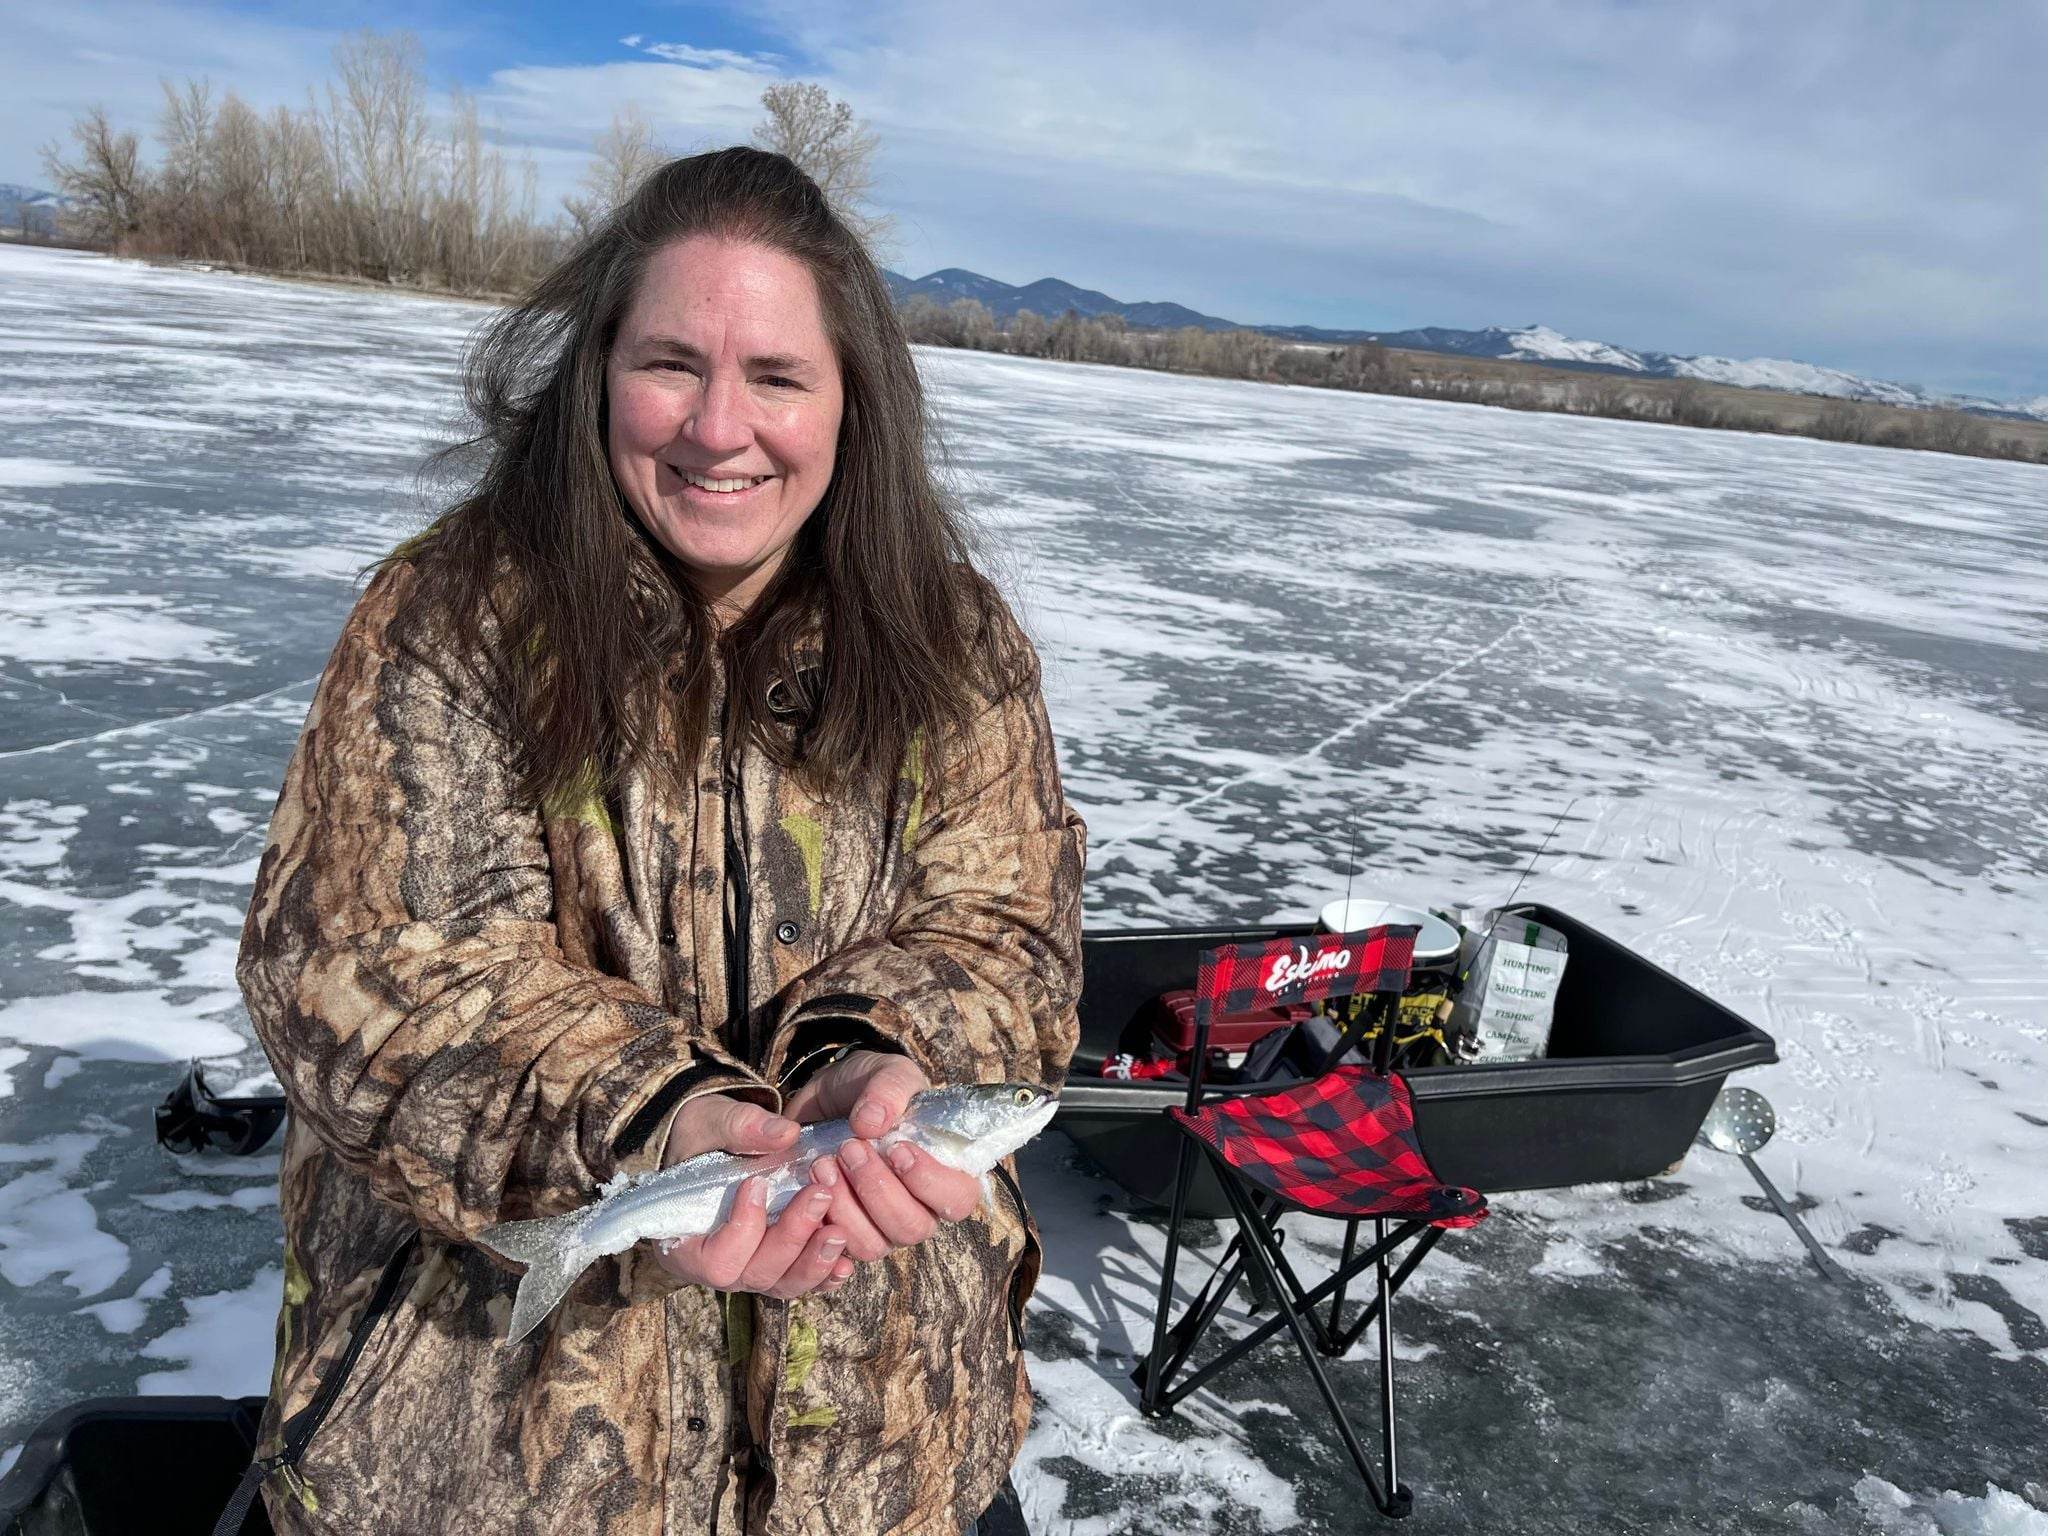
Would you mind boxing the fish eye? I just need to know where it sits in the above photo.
[1012,1087,1035,1105]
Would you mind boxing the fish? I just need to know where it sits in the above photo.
[476,1082,1061,1344]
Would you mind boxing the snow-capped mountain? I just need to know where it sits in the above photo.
[883,267,2047,422]
[1490,325,2027,416]
[0,184,66,236]
[1491,324,1651,372]
[1360,322,2036,418]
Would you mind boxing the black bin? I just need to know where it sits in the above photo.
[0,1396,271,1536]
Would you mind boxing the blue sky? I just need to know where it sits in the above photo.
[6,0,2042,401]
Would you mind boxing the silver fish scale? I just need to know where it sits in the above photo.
[586,1117,955,1257]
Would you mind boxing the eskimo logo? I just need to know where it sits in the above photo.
[1262,945,1350,995]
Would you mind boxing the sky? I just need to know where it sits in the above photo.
[4,0,2043,401]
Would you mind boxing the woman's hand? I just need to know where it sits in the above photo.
[784,1051,983,1262]
[641,1094,855,1298]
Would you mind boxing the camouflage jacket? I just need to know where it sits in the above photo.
[236,559,1087,1535]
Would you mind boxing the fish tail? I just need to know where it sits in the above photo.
[476,1211,593,1346]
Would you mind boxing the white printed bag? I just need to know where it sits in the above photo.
[1451,911,1568,1061]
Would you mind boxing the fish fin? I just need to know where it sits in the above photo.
[979,1172,994,1212]
[475,1212,593,1346]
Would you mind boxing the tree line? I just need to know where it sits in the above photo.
[37,34,880,301]
[42,35,555,293]
[897,295,2045,465]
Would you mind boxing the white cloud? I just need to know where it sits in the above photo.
[1,0,2040,395]
[469,57,773,202]
[0,2,338,180]
[735,0,2044,386]
[633,40,782,73]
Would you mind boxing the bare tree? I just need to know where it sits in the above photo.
[264,102,327,271]
[564,105,664,241]
[154,78,216,253]
[434,88,536,292]
[37,30,564,295]
[1811,397,1871,444]
[210,92,272,265]
[330,30,433,280]
[39,107,145,246]
[1008,309,1049,356]
[752,81,891,250]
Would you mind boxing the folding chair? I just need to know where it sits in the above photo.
[1134,925,1488,1520]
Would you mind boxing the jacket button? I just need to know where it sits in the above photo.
[775,921,801,945]
[686,1415,706,1432]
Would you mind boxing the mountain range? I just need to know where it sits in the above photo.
[2,176,2033,423]
[0,184,65,237]
[884,267,2048,423]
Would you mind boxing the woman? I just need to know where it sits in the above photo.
[234,147,1086,1536]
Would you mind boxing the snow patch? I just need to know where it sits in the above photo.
[0,458,132,489]
[135,1266,282,1397]
[0,1135,127,1297]
[77,1263,173,1334]
[0,586,240,669]
[1836,1475,2048,1535]
[40,1057,79,1091]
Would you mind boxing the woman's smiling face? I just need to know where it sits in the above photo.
[607,235,844,618]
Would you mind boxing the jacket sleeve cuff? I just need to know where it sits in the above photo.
[768,992,963,1087]
[601,1057,780,1185]
[775,1014,910,1097]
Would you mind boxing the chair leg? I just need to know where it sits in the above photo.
[1140,1137,1199,1416]
[1333,1227,1443,1357]
[1252,1208,1343,1355]
[1158,1182,1424,1412]
[1214,1168,1404,1517]
[1142,1230,1251,1394]
[1325,1218,1360,1352]
[1141,1174,1309,1399]
[1375,1218,1413,1518]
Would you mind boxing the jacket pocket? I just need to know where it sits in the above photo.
[262,1231,421,1509]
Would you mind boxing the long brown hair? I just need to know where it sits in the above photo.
[391,146,1011,808]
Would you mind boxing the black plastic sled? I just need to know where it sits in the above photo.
[0,1396,271,1535]
[1064,903,1777,1215]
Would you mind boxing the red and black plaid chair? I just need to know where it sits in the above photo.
[1133,925,1487,1520]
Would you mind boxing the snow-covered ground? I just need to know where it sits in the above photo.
[0,245,2042,1533]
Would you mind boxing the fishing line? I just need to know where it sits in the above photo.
[1340,803,1362,917]
[1498,795,1577,913]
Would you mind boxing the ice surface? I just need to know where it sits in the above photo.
[0,246,2042,1531]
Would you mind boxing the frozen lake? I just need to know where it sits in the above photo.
[1,244,2043,1533]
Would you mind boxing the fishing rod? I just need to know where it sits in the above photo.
[1496,796,1578,915]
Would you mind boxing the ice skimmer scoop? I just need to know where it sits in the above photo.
[1696,1086,1848,1284]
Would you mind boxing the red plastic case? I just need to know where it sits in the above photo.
[1149,989,1312,1054]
